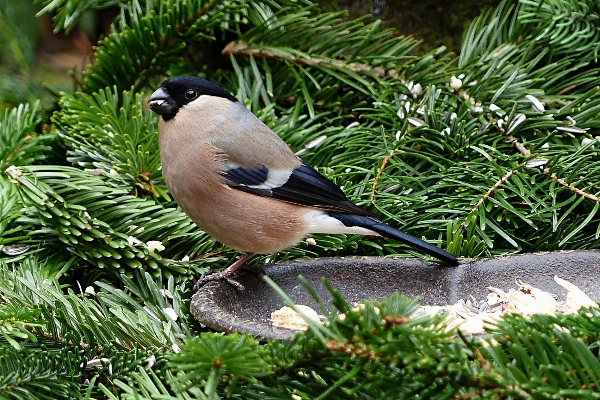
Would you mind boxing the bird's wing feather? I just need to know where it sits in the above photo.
[223,161,377,217]
[328,212,458,264]
[210,111,376,217]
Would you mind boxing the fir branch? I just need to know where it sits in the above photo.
[369,146,399,204]
[226,8,428,106]
[167,334,269,395]
[99,367,204,400]
[519,0,600,60]
[0,347,83,399]
[459,0,520,67]
[496,116,600,204]
[0,175,37,249]
[459,169,519,230]
[35,0,129,33]
[55,87,165,199]
[223,40,397,79]
[543,169,600,203]
[6,0,600,396]
[5,165,213,275]
[83,0,227,94]
[83,0,308,94]
[0,257,193,351]
[0,304,43,350]
[0,102,48,172]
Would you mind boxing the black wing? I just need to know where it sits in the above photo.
[223,161,377,217]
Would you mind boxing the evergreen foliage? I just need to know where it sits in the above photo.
[0,102,47,171]
[1,0,600,398]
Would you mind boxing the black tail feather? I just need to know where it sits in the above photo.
[328,212,458,265]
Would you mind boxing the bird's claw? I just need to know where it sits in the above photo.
[193,270,244,292]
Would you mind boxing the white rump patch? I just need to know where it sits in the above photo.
[305,210,379,235]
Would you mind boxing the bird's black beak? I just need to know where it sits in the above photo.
[148,87,176,115]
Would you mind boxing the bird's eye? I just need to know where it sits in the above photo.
[185,89,198,100]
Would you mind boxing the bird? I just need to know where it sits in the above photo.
[147,76,458,289]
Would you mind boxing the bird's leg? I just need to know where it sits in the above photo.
[193,252,255,292]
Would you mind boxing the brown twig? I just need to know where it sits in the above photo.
[325,339,377,359]
[459,169,518,230]
[504,133,530,157]
[3,136,32,164]
[542,169,600,203]
[456,118,529,231]
[370,147,399,204]
[222,41,399,79]
[557,84,579,95]
[499,123,600,203]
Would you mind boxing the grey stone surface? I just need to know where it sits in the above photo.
[190,251,600,340]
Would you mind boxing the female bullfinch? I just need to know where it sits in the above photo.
[148,76,458,289]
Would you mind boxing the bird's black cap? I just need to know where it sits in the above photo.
[148,76,237,121]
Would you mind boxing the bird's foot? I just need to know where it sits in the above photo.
[193,270,244,291]
[192,252,255,292]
